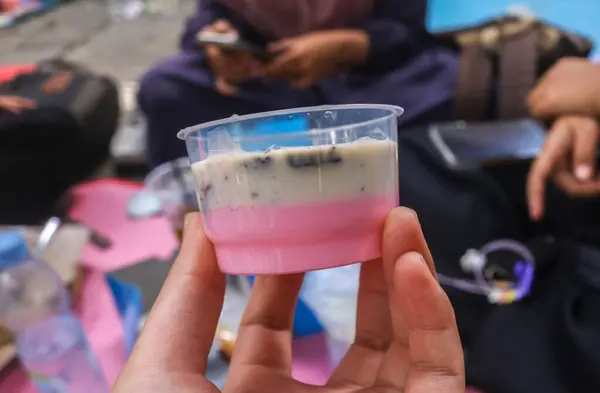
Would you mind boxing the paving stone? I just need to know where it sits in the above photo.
[1,0,195,80]
[67,13,185,80]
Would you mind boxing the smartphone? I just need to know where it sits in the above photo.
[195,31,272,60]
[428,118,547,169]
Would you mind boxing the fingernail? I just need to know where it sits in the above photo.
[409,208,418,220]
[414,252,426,265]
[576,165,592,181]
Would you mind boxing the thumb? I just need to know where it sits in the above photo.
[212,19,237,35]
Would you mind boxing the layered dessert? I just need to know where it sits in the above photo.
[192,137,398,274]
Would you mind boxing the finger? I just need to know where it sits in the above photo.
[383,207,436,277]
[4,104,21,114]
[398,253,465,393]
[328,259,392,388]
[554,172,600,197]
[229,274,304,375]
[268,39,292,53]
[291,75,317,90]
[527,121,572,220]
[373,207,436,391]
[212,19,236,34]
[13,97,36,109]
[265,51,298,79]
[571,118,599,181]
[205,44,224,60]
[123,213,225,374]
[215,77,237,96]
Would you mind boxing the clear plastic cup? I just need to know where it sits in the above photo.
[178,104,402,274]
[144,157,198,240]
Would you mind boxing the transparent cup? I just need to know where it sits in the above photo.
[178,104,402,274]
[144,157,198,241]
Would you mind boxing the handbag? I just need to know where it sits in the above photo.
[397,127,600,393]
[0,59,120,224]
[434,15,594,121]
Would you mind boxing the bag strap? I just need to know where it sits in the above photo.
[455,44,493,121]
[496,22,540,119]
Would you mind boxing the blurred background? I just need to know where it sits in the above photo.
[0,1,599,393]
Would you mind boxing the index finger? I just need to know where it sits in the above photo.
[527,121,572,220]
[123,213,225,374]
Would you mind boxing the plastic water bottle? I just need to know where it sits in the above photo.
[0,231,108,393]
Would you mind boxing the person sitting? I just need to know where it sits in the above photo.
[527,58,600,220]
[137,0,458,168]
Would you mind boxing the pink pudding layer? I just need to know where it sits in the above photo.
[202,195,398,274]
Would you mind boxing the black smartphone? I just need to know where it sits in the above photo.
[195,31,272,60]
[428,118,548,169]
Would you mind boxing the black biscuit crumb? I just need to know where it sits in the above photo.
[286,148,343,169]
[254,156,271,166]
[327,146,342,163]
[287,154,319,168]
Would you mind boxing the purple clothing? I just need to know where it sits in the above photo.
[138,0,458,167]
[215,0,374,39]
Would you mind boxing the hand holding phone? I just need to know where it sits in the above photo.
[198,20,267,96]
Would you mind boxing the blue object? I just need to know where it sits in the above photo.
[247,276,323,337]
[106,276,143,356]
[0,231,29,269]
[235,116,311,151]
[0,230,108,393]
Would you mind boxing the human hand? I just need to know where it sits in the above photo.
[0,96,36,114]
[112,209,464,393]
[266,30,369,90]
[203,19,264,96]
[527,116,600,220]
[528,58,600,119]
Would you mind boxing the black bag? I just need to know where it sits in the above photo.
[0,59,120,224]
[397,129,600,393]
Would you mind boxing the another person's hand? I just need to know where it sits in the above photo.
[0,96,36,114]
[266,30,369,90]
[113,209,464,393]
[527,116,600,220]
[203,19,264,96]
[528,58,600,119]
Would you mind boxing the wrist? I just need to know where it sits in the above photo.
[332,30,370,67]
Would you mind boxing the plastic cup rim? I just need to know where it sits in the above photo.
[176,104,404,142]
[144,156,191,192]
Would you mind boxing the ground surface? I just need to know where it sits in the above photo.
[0,0,195,82]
